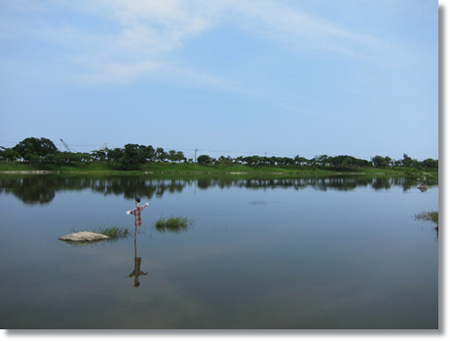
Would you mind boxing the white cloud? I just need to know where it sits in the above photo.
[0,0,398,84]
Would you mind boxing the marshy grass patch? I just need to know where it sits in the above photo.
[415,211,438,224]
[154,216,193,233]
[96,226,131,240]
[414,211,439,233]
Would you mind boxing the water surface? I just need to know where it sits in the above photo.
[0,175,438,329]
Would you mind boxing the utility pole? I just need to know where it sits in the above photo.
[195,149,198,163]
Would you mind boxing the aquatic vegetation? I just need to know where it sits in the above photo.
[154,216,193,233]
[96,226,131,240]
[415,211,438,232]
[415,211,438,224]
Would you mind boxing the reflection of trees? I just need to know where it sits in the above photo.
[0,175,55,205]
[0,174,436,205]
[372,178,392,190]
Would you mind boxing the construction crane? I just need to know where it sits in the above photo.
[60,139,76,153]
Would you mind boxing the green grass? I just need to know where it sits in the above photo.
[97,226,130,240]
[154,216,193,233]
[0,160,438,179]
[0,162,40,171]
[142,162,337,175]
[415,211,439,224]
[414,210,439,233]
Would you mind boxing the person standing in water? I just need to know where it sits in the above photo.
[126,197,149,228]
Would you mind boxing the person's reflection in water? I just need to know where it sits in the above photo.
[126,221,148,288]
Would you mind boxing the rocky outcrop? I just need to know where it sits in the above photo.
[58,231,110,243]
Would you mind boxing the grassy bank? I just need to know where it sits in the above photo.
[0,160,436,178]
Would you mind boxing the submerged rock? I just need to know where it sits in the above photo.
[58,231,110,243]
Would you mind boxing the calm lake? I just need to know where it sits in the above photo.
[0,174,439,329]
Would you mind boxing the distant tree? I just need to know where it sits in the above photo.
[402,154,414,168]
[422,158,438,169]
[156,148,167,162]
[371,155,388,168]
[0,147,19,162]
[107,148,124,165]
[197,155,211,165]
[281,157,294,166]
[77,152,92,164]
[120,144,146,169]
[393,159,402,167]
[168,150,177,163]
[243,155,260,165]
[236,156,245,164]
[144,145,156,163]
[91,149,107,161]
[328,156,338,168]
[315,155,328,168]
[384,156,393,168]
[60,151,78,164]
[218,155,232,165]
[307,158,316,168]
[294,155,308,168]
[341,156,354,168]
[40,152,64,166]
[327,155,356,168]
[270,157,279,166]
[176,151,186,163]
[13,137,58,162]
[354,158,371,168]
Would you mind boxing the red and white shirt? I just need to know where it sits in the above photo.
[129,204,148,227]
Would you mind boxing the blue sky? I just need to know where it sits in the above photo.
[0,0,438,161]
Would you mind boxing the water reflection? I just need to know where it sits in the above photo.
[126,216,191,287]
[0,171,439,329]
[127,229,148,288]
[417,184,430,192]
[0,174,437,205]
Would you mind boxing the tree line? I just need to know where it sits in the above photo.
[0,137,439,171]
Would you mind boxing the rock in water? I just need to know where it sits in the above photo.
[58,231,110,243]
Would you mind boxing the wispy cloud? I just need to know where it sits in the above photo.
[231,0,399,61]
[0,0,397,84]
[61,0,224,83]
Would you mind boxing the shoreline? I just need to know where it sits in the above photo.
[0,170,61,174]
[0,169,429,178]
[0,162,437,179]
